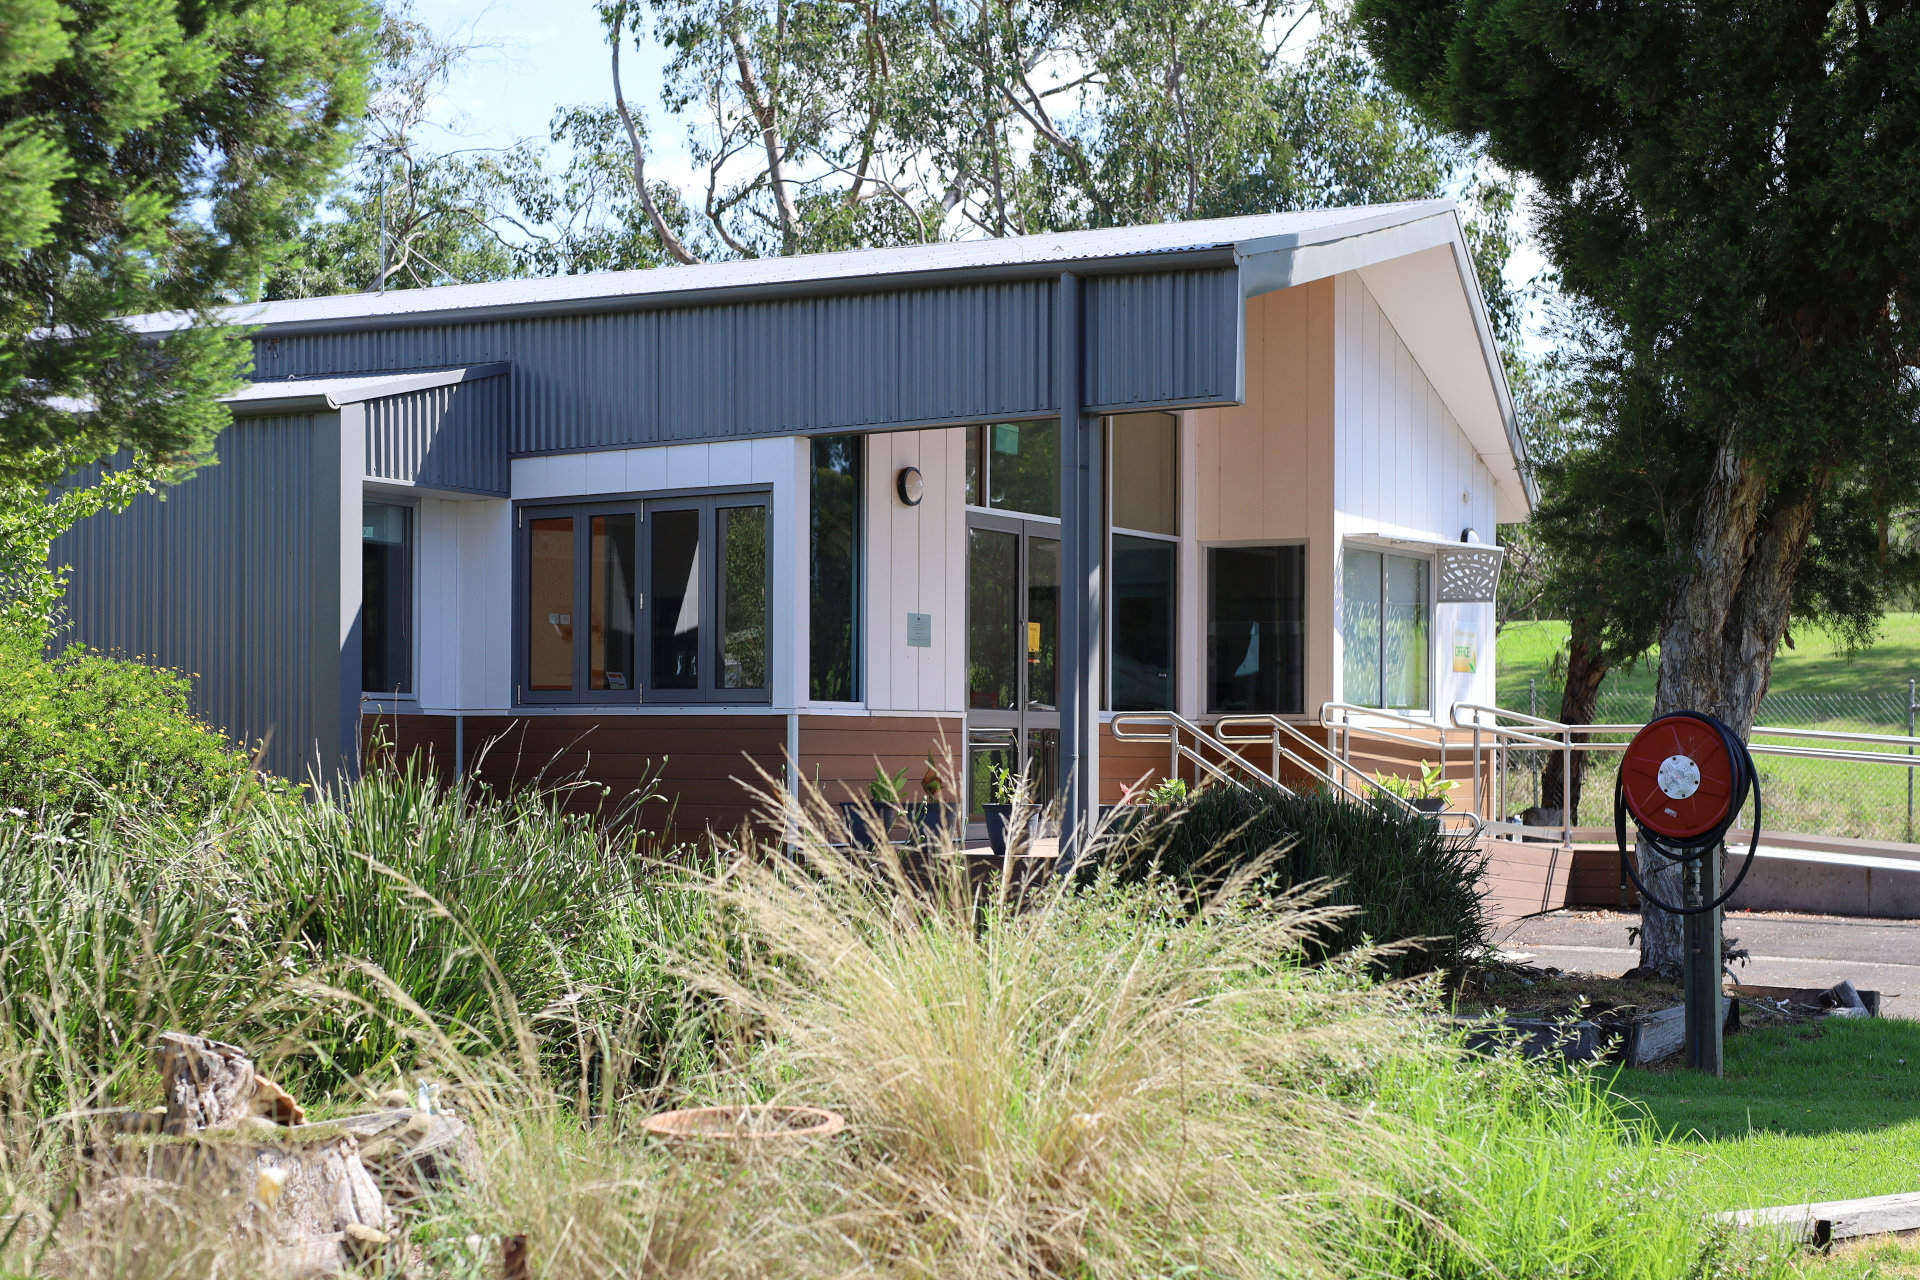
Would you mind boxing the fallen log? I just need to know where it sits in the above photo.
[1716,1191,1920,1246]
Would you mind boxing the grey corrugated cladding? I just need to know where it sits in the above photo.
[362,374,509,494]
[52,413,343,780]
[250,269,1240,455]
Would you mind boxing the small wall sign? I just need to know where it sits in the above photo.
[906,612,933,648]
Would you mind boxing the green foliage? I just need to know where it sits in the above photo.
[1142,775,1188,805]
[1111,782,1491,978]
[0,0,374,480]
[1353,0,1920,728]
[0,637,264,823]
[868,765,909,805]
[0,763,704,1114]
[1373,761,1456,801]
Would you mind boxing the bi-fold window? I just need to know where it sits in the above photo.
[517,495,771,704]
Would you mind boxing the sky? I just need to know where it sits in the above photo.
[405,0,1551,349]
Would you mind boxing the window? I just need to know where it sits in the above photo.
[1109,412,1179,711]
[810,435,861,701]
[362,503,412,696]
[1342,546,1430,710]
[519,495,768,703]
[965,419,1059,517]
[1207,545,1305,714]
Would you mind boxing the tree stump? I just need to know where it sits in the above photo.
[75,1032,395,1277]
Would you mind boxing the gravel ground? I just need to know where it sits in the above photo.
[1497,909,1920,1020]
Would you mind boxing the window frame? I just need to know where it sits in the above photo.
[1202,539,1309,717]
[1339,541,1435,714]
[513,487,774,707]
[361,498,418,701]
[808,434,864,705]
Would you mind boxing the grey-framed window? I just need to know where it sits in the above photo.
[516,493,771,705]
[810,435,862,702]
[1108,412,1178,712]
[965,419,1059,517]
[362,501,414,697]
[1341,545,1430,711]
[1207,544,1305,714]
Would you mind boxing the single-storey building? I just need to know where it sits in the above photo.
[58,199,1530,844]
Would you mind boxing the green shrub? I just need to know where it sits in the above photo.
[0,636,267,822]
[1104,782,1491,978]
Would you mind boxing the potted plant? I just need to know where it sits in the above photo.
[842,765,908,850]
[1372,762,1457,812]
[981,764,1034,857]
[915,761,959,843]
[1101,775,1188,832]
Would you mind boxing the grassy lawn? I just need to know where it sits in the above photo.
[1611,1018,1920,1213]
[1495,618,1920,835]
[1496,615,1920,709]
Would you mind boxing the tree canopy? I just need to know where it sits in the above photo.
[1355,0,1920,970]
[0,0,375,480]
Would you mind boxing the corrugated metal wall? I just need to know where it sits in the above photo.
[252,267,1243,454]
[53,414,339,779]
[1083,267,1241,410]
[363,375,509,494]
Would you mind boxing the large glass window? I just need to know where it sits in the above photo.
[1342,547,1430,710]
[964,419,1059,517]
[521,494,769,704]
[809,436,861,701]
[362,503,413,696]
[718,504,768,691]
[1110,412,1177,535]
[967,526,1019,711]
[650,508,701,691]
[1112,536,1175,711]
[1207,545,1305,714]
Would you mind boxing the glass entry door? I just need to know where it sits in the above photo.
[966,512,1061,821]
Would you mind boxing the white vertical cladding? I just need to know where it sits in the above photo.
[1331,271,1501,718]
[413,498,461,709]
[863,427,966,714]
[334,406,366,770]
[506,437,805,709]
[457,500,514,709]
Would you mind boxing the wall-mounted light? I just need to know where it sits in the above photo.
[1460,527,1480,544]
[896,466,925,507]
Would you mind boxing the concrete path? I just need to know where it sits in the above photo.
[1497,909,1920,1020]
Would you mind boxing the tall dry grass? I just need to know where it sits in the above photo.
[0,769,1793,1280]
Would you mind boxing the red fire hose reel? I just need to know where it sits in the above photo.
[1613,711,1763,916]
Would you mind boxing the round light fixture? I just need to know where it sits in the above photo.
[896,466,925,506]
[1460,527,1480,544]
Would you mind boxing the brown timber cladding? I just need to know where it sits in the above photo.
[362,713,786,842]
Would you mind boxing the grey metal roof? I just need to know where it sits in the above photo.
[222,363,508,415]
[132,201,1453,337]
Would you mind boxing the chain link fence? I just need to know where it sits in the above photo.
[1497,683,1920,844]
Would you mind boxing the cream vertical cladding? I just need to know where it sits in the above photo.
[880,429,950,711]
[934,426,968,714]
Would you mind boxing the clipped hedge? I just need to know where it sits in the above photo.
[0,636,268,822]
[1105,783,1490,978]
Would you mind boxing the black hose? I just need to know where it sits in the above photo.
[1613,712,1761,917]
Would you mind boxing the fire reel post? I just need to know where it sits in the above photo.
[1615,712,1761,1078]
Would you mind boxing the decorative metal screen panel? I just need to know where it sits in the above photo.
[1436,546,1504,603]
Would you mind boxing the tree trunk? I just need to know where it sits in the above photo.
[1541,617,1609,824]
[1637,444,1822,975]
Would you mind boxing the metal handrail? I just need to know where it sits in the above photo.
[1446,702,1920,848]
[1110,711,1486,838]
[1315,702,1495,837]
[1109,710,1276,796]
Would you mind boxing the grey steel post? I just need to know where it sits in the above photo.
[1530,677,1539,810]
[1682,844,1725,1076]
[1056,272,1101,863]
[1907,678,1914,843]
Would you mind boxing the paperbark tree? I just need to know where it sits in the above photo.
[1355,0,1920,972]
